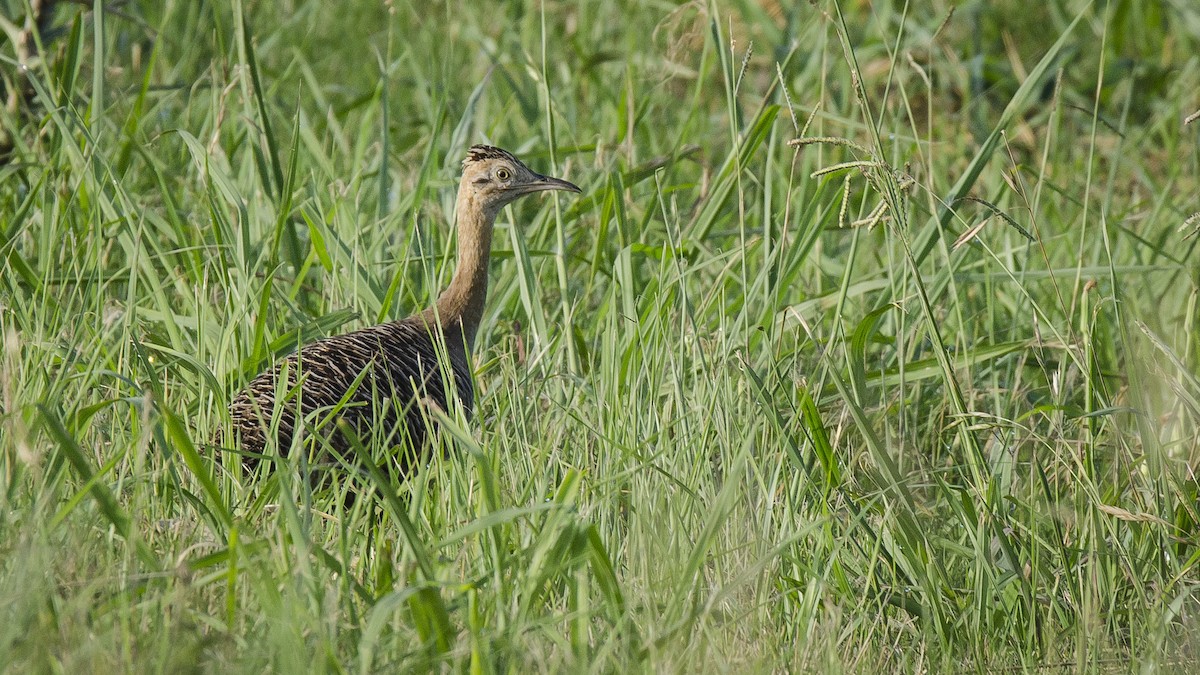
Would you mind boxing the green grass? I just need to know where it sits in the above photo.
[2,0,1199,671]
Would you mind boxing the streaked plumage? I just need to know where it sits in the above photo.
[227,145,580,468]
[228,318,472,460]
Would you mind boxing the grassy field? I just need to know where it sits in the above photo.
[2,0,1199,671]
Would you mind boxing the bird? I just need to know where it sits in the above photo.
[226,145,581,474]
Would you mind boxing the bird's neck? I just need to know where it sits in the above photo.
[428,190,498,349]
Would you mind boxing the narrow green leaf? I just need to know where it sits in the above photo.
[39,405,130,538]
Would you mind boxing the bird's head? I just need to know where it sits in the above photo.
[459,145,581,213]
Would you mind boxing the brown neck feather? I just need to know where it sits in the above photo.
[422,186,498,349]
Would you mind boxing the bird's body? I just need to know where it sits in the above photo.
[227,145,579,467]
[228,315,472,459]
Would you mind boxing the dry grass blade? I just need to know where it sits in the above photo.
[1096,504,1172,528]
[1178,212,1200,239]
[953,217,992,251]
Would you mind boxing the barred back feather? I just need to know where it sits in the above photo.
[228,317,472,467]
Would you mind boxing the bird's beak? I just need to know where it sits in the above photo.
[516,174,582,196]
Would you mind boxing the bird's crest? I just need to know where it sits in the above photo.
[464,145,518,166]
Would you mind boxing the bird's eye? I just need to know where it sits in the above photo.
[496,168,511,181]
